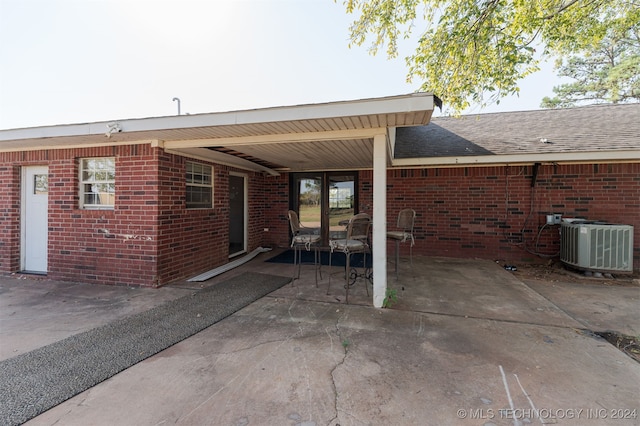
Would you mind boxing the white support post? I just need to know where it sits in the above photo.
[372,133,387,308]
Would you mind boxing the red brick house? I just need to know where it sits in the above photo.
[391,103,640,269]
[1,94,638,307]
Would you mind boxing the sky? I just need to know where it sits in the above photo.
[0,0,564,130]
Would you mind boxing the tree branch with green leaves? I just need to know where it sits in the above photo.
[541,19,640,107]
[340,0,639,113]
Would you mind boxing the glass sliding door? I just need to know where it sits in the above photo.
[290,172,358,244]
[327,174,356,239]
[293,174,322,230]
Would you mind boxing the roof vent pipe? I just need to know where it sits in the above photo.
[172,97,181,115]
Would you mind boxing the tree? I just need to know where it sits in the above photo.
[541,26,640,108]
[341,0,640,113]
[300,179,321,206]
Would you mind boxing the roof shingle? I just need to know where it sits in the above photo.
[395,103,640,159]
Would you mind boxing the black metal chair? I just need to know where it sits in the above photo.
[327,213,371,303]
[287,210,322,287]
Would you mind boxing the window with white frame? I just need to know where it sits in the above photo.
[79,157,115,209]
[186,162,213,209]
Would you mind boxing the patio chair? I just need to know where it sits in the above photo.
[327,213,371,303]
[287,210,322,287]
[387,208,416,275]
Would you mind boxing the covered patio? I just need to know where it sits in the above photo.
[156,93,442,307]
[0,92,441,301]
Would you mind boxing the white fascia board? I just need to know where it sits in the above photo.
[0,122,101,140]
[163,127,389,149]
[391,150,640,168]
[0,93,437,142]
[217,92,436,126]
[0,139,156,153]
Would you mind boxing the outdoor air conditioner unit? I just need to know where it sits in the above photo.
[560,220,634,273]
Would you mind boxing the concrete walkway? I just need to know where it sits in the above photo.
[1,253,638,426]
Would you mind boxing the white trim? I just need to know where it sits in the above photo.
[0,139,156,153]
[187,247,272,282]
[185,161,214,209]
[391,150,640,168]
[20,167,27,271]
[0,93,436,141]
[79,157,116,210]
[163,127,389,149]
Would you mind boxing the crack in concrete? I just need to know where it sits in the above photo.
[518,279,590,329]
[407,307,582,330]
[180,299,341,425]
[327,310,348,426]
[176,330,309,424]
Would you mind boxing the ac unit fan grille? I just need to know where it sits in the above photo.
[560,222,633,273]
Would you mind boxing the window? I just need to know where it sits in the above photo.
[186,162,213,209]
[33,174,48,195]
[80,157,115,209]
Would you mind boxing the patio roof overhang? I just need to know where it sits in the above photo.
[0,92,442,308]
[0,93,441,176]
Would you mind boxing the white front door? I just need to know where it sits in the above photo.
[21,166,49,273]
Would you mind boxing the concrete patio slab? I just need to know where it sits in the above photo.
[1,252,638,426]
[0,276,191,361]
[523,278,640,336]
[24,297,640,426]
[271,256,586,329]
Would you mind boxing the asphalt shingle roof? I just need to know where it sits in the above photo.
[395,103,640,159]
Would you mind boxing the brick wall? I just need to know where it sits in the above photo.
[380,163,639,269]
[154,153,266,284]
[268,163,640,271]
[2,149,637,285]
[50,145,158,286]
[0,163,21,271]
[262,174,290,249]
[0,146,267,286]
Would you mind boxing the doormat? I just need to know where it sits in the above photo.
[0,272,290,426]
[265,249,372,268]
